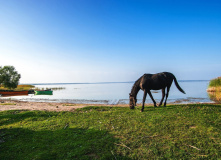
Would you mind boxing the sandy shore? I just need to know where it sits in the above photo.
[0,99,217,112]
[0,100,129,112]
[0,100,91,112]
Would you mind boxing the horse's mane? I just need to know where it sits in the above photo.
[130,75,143,96]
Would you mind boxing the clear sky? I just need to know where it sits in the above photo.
[0,0,221,83]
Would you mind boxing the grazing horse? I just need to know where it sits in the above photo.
[129,72,185,112]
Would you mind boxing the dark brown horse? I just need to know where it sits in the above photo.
[129,72,185,112]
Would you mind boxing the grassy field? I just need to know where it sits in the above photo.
[0,85,63,92]
[0,104,220,159]
[0,85,34,91]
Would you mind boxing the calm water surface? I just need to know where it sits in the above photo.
[1,81,212,104]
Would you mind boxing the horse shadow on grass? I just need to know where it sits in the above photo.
[0,127,131,160]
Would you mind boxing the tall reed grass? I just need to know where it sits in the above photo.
[207,77,221,102]
[209,77,221,88]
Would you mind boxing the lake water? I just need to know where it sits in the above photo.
[1,80,213,105]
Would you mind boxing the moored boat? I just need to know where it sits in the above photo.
[0,90,29,96]
[34,89,53,95]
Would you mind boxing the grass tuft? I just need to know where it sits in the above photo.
[209,77,221,88]
[208,77,221,102]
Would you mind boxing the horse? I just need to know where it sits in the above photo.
[129,72,185,112]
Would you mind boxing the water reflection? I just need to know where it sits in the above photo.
[0,94,28,97]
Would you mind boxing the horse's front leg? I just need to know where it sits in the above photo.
[147,90,157,107]
[141,90,147,112]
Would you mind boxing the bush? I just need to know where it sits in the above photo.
[0,66,21,89]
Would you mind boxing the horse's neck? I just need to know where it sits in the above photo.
[131,83,141,98]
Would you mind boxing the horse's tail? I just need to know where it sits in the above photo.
[173,76,186,94]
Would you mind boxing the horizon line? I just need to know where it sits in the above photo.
[21,80,209,85]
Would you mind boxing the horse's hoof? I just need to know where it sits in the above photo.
[140,110,143,112]
[130,106,135,109]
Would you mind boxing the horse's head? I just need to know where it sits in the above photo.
[129,93,137,109]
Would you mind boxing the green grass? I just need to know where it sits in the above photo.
[209,77,221,88]
[0,104,221,159]
[0,85,35,91]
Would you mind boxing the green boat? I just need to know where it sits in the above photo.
[35,89,53,95]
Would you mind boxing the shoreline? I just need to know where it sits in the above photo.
[0,96,212,106]
[0,99,216,112]
[0,100,129,112]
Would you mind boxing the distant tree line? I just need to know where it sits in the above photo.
[0,66,21,89]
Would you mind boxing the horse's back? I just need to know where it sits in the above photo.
[153,72,174,81]
[140,72,174,90]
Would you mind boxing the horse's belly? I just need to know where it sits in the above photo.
[151,83,165,90]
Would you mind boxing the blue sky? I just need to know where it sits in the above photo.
[0,0,221,83]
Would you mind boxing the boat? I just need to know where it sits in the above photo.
[0,90,29,96]
[34,89,53,95]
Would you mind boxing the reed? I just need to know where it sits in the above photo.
[47,87,65,90]
[207,87,221,92]
[33,87,65,91]
[208,77,221,88]
[208,77,221,92]
[208,91,221,102]
[207,77,221,102]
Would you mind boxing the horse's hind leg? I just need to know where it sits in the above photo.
[159,88,165,106]
[147,90,157,108]
[164,86,171,106]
